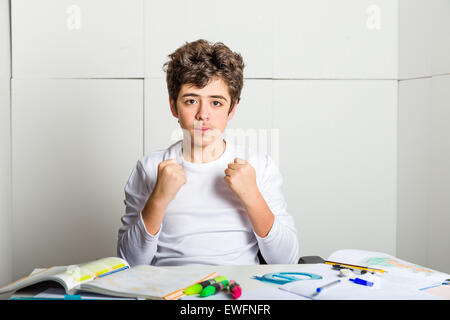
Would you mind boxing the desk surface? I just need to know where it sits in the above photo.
[164,264,308,288]
[3,263,449,300]
[3,264,315,300]
[164,263,312,300]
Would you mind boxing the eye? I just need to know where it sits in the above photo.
[212,101,222,107]
[185,99,197,105]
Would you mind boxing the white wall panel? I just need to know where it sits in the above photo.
[143,78,178,154]
[428,75,450,273]
[0,0,10,77]
[0,78,12,288]
[398,0,431,79]
[274,0,398,79]
[12,0,144,78]
[144,79,274,156]
[397,78,431,267]
[144,0,273,79]
[0,0,12,288]
[431,0,450,75]
[273,80,397,258]
[11,79,143,279]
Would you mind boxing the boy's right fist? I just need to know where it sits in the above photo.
[151,159,186,205]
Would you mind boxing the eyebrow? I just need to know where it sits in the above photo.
[181,93,228,102]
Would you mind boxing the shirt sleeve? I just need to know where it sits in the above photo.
[254,154,300,264]
[117,160,160,266]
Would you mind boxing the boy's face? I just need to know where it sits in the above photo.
[169,77,238,149]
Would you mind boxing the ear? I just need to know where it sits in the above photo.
[169,98,178,119]
[227,99,239,120]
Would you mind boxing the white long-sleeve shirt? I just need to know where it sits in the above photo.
[117,139,299,266]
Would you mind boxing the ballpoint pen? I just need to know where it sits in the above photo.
[314,279,341,295]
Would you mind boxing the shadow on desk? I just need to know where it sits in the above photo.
[257,251,323,265]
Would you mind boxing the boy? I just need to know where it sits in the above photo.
[117,39,299,266]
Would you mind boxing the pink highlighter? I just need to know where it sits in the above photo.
[228,280,242,299]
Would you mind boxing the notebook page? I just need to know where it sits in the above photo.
[80,265,216,299]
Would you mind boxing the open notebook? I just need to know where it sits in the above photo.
[0,257,217,300]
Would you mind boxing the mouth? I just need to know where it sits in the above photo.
[194,127,210,133]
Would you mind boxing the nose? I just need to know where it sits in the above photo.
[195,100,210,121]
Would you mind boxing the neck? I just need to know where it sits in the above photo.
[182,138,226,163]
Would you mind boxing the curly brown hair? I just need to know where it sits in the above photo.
[163,39,245,114]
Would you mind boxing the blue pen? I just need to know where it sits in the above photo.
[315,279,341,294]
[349,278,374,287]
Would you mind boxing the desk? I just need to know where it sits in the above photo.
[4,264,310,300]
[5,262,448,300]
[164,264,311,300]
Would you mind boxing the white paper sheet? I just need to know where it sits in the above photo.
[328,249,449,285]
[280,274,447,300]
[279,250,449,300]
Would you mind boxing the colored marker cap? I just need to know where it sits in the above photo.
[200,285,216,297]
[230,285,242,299]
[184,283,203,295]
[199,280,229,298]
[184,276,228,295]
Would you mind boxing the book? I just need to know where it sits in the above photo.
[0,257,218,300]
[11,287,140,300]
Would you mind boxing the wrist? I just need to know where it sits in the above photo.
[149,190,171,208]
[141,192,169,236]
[240,189,275,238]
[239,187,262,207]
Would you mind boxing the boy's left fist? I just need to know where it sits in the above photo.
[224,158,258,201]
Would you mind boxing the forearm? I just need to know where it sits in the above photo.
[141,192,168,236]
[240,190,275,238]
[241,187,299,264]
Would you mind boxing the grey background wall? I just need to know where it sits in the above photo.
[0,0,12,289]
[0,0,449,285]
[396,0,450,273]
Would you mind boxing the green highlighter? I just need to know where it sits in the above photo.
[200,280,229,298]
[184,276,228,295]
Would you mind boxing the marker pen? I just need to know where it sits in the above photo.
[228,280,242,299]
[349,277,374,287]
[184,276,227,295]
[199,280,229,298]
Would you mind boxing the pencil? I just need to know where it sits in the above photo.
[325,260,386,273]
